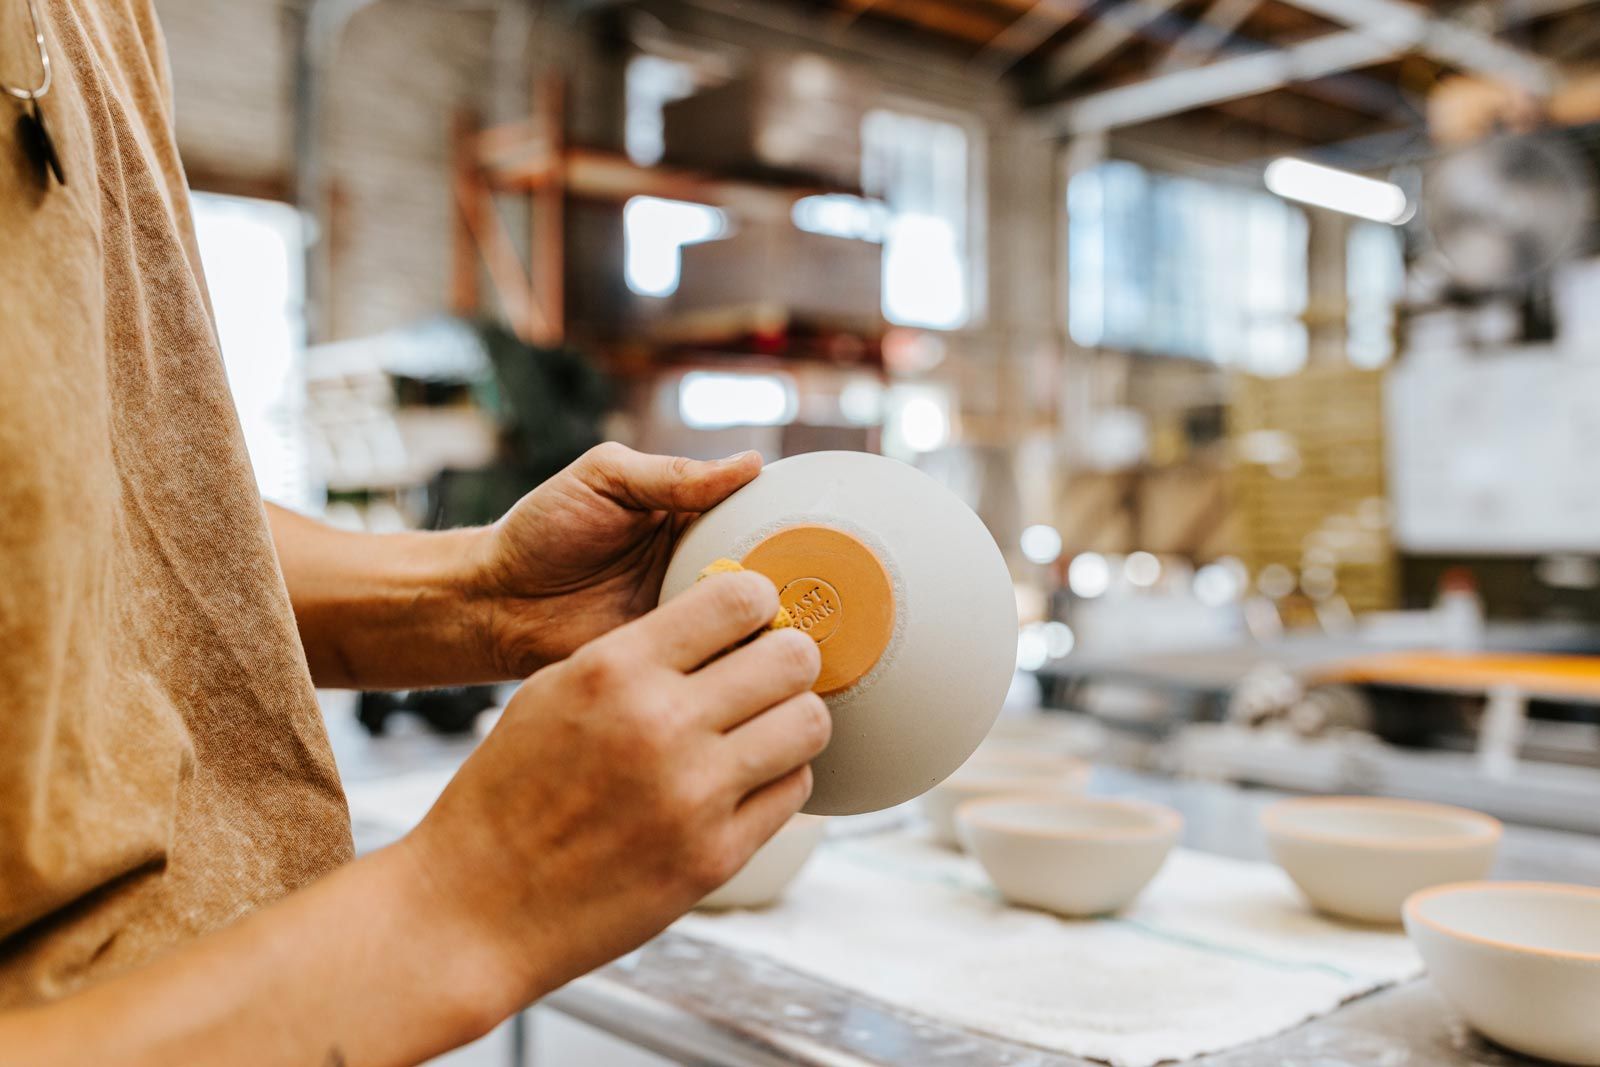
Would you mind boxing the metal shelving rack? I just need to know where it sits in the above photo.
[448,75,859,351]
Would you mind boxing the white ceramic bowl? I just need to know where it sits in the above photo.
[958,795,1182,917]
[697,814,827,910]
[1263,796,1500,924]
[921,751,1092,848]
[661,452,1017,816]
[1406,882,1600,1065]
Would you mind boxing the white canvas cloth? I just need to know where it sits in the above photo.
[677,833,1422,1066]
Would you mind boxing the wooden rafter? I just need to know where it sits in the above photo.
[1156,0,1259,72]
[1273,0,1560,93]
[831,0,1015,43]
[1044,0,1190,90]
[1211,89,1381,143]
[972,0,1088,74]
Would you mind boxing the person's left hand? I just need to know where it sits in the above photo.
[464,443,764,677]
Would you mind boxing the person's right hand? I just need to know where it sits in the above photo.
[401,569,827,1017]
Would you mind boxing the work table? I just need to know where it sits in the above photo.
[328,704,1600,1067]
[544,769,1600,1067]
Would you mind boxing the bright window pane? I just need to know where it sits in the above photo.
[1068,160,1308,372]
[191,192,314,510]
[863,109,970,329]
[623,196,727,298]
[1347,220,1405,367]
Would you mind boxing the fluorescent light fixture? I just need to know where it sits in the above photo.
[1264,158,1409,225]
[678,371,796,429]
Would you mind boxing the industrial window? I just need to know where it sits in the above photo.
[792,110,975,330]
[861,109,972,330]
[1068,160,1309,374]
[191,192,315,510]
[1346,220,1405,368]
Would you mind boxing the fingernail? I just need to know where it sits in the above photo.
[720,450,760,464]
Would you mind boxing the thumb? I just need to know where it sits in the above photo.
[585,444,762,513]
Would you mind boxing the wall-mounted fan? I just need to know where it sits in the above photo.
[1420,131,1595,295]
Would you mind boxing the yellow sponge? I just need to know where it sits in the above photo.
[697,558,794,630]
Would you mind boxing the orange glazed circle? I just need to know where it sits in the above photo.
[741,524,895,695]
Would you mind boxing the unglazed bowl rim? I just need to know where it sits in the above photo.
[1263,796,1502,851]
[957,793,1183,842]
[1405,880,1600,964]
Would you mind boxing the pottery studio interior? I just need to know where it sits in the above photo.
[12,0,1600,1064]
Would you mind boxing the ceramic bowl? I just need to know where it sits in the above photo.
[921,751,1092,848]
[1406,882,1600,1065]
[697,814,827,910]
[661,451,1017,816]
[1263,796,1500,924]
[958,795,1182,917]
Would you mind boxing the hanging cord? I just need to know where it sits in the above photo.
[2,0,51,101]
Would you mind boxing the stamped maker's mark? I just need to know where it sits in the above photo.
[780,578,842,643]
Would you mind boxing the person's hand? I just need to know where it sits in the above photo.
[465,442,763,677]
[402,569,827,1012]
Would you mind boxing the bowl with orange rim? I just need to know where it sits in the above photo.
[1262,796,1501,924]
[660,451,1017,816]
[1405,881,1600,1065]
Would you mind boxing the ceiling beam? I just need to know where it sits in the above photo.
[1496,0,1600,23]
[833,0,1012,44]
[972,0,1090,76]
[1155,0,1258,73]
[1043,0,1188,89]
[1048,28,1402,133]
[1028,0,1418,127]
[1273,0,1560,94]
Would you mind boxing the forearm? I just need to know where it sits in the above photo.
[0,842,523,1067]
[267,504,501,689]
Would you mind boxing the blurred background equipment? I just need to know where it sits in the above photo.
[180,0,1600,794]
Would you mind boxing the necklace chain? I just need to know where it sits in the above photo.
[3,0,51,102]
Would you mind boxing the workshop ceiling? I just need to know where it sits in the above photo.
[765,0,1595,147]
